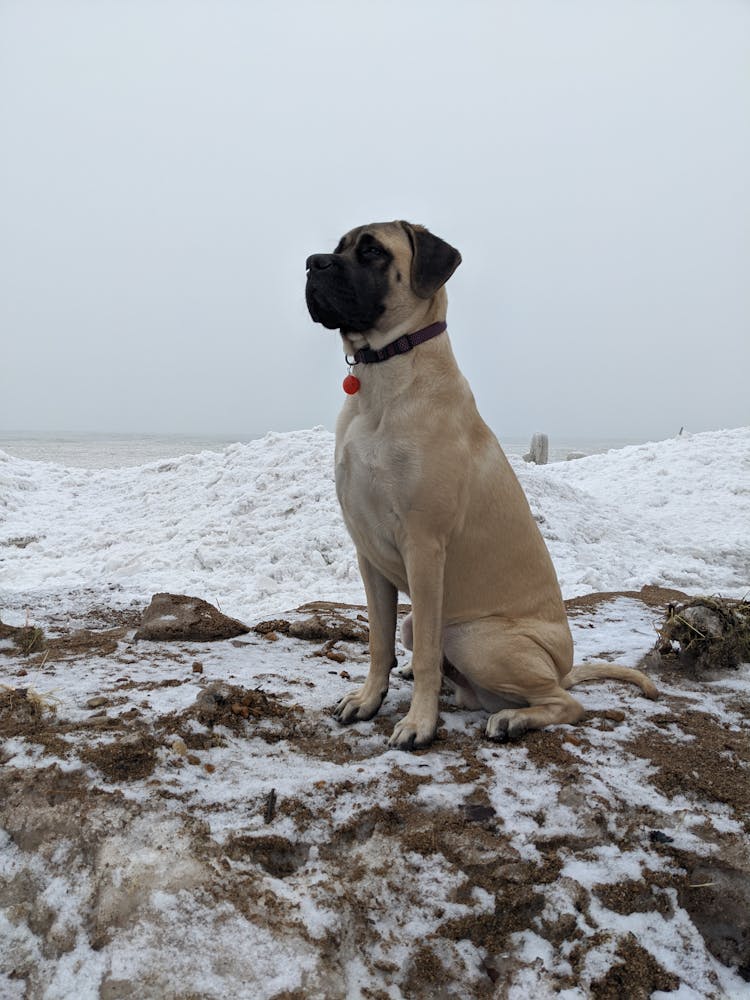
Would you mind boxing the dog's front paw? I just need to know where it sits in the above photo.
[388,712,437,751]
[334,686,386,725]
[486,709,528,742]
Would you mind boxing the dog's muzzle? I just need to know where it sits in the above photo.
[305,258,343,329]
[305,254,384,332]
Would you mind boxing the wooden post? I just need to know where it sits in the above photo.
[523,432,549,465]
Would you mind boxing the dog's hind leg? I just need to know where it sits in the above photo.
[484,690,584,741]
[443,619,584,740]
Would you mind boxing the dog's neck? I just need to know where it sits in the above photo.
[340,290,447,357]
[341,320,460,409]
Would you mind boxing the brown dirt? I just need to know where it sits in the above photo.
[254,611,369,645]
[625,709,750,829]
[0,685,58,738]
[593,878,674,917]
[189,681,300,732]
[0,623,47,655]
[590,934,681,998]
[2,595,749,996]
[81,732,159,782]
[0,622,127,662]
[565,584,691,614]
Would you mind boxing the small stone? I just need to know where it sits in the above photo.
[171,737,188,756]
[649,830,675,844]
[186,754,201,765]
[461,803,496,823]
[86,696,109,709]
[204,763,215,774]
[86,714,110,726]
[602,709,626,723]
[192,661,204,674]
[263,631,279,642]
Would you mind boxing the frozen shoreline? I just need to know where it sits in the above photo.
[1,426,748,624]
[0,430,656,470]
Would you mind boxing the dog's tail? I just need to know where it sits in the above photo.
[562,662,658,700]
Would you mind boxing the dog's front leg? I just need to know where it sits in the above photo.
[388,538,444,750]
[334,554,397,724]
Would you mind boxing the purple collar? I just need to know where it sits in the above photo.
[351,321,447,365]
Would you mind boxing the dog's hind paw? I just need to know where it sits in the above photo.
[394,660,414,680]
[486,709,528,742]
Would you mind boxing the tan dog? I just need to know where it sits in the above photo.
[306,221,656,750]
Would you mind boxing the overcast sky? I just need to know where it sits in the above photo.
[1,0,748,443]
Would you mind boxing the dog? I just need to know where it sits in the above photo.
[306,220,657,750]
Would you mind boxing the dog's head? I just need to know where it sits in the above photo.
[305,221,461,347]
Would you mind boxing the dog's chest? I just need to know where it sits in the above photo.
[335,423,415,584]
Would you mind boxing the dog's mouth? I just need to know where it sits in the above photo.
[305,271,384,333]
[305,280,345,330]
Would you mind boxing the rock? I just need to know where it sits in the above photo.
[253,619,291,635]
[195,681,233,705]
[460,803,496,823]
[86,696,109,709]
[134,594,249,642]
[287,613,369,644]
[649,830,674,844]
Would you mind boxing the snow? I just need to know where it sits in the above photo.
[1,426,749,998]
[1,427,748,621]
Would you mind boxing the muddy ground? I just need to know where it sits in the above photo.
[0,589,749,998]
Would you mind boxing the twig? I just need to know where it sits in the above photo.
[264,788,277,824]
[671,614,706,639]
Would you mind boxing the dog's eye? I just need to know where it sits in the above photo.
[362,245,384,257]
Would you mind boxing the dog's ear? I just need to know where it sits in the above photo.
[401,222,462,299]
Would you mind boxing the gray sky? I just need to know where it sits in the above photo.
[1,0,748,442]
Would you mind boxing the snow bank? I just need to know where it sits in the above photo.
[1,426,748,620]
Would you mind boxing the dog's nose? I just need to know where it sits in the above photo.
[306,253,335,272]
